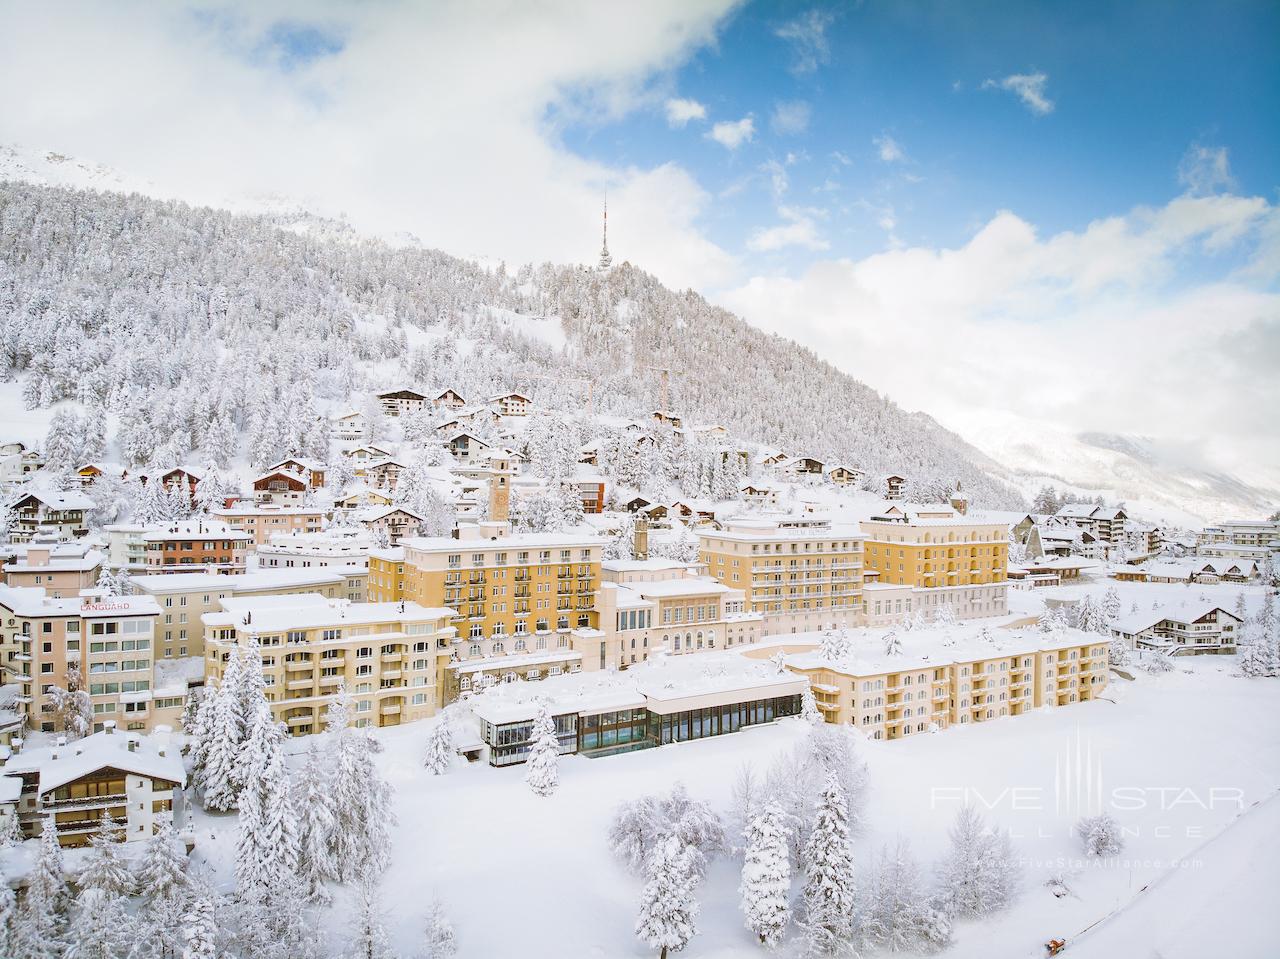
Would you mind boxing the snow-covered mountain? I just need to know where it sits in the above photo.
[955,409,1279,525]
[1,145,1273,523]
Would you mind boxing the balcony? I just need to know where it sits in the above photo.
[286,678,314,691]
[380,703,401,716]
[380,652,403,664]
[285,660,313,672]
[42,792,126,812]
[382,670,402,681]
[286,714,314,726]
[319,675,344,687]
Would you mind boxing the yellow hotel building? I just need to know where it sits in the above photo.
[696,515,865,635]
[859,504,1009,623]
[785,628,1108,740]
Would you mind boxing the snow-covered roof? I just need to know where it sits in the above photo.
[2,727,185,796]
[401,530,604,552]
[141,520,246,542]
[621,578,733,599]
[128,568,346,594]
[1110,602,1239,636]
[152,656,205,696]
[357,505,425,522]
[9,489,94,510]
[202,595,456,633]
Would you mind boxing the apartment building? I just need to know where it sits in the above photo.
[593,558,764,671]
[1,531,104,597]
[358,505,424,544]
[210,504,326,546]
[202,594,457,734]
[141,519,252,574]
[1054,504,1129,546]
[784,626,1108,739]
[0,587,178,735]
[1197,519,1280,550]
[367,547,406,603]
[697,515,865,635]
[7,490,93,541]
[378,388,429,418]
[1109,602,1242,656]
[128,567,367,660]
[256,527,373,576]
[489,392,532,416]
[0,724,184,846]
[859,505,1009,622]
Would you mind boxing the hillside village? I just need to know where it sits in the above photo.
[0,189,1276,959]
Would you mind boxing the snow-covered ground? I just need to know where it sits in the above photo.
[175,643,1280,958]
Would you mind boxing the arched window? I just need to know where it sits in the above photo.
[514,639,527,652]
[468,643,481,657]
[491,641,505,655]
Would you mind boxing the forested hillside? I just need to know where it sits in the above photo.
[0,181,1023,508]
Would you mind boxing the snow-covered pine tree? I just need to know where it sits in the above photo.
[799,774,856,957]
[860,838,936,954]
[1075,594,1106,634]
[883,630,902,657]
[1101,586,1122,624]
[327,704,396,883]
[135,818,190,959]
[180,884,219,959]
[346,874,395,959]
[66,816,136,959]
[12,819,71,959]
[200,678,243,812]
[525,700,561,797]
[635,834,699,959]
[294,742,338,904]
[1075,814,1125,857]
[235,699,298,902]
[739,799,791,947]
[417,898,458,959]
[935,805,1019,919]
[422,715,455,776]
[0,883,15,959]
[800,686,823,726]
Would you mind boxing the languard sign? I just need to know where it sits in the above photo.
[80,602,134,612]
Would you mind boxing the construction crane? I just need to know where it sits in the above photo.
[643,365,682,412]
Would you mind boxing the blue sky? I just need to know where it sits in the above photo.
[560,0,1279,275]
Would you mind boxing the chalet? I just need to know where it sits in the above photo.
[267,458,326,489]
[365,458,409,491]
[1055,504,1128,546]
[489,392,532,416]
[740,484,779,506]
[883,475,907,500]
[579,442,599,466]
[334,486,394,510]
[826,464,865,487]
[651,410,683,429]
[689,424,729,439]
[1110,602,1242,656]
[641,503,669,521]
[138,467,201,506]
[0,445,46,485]
[759,451,789,468]
[0,725,185,846]
[7,490,93,541]
[780,456,824,477]
[378,388,429,418]
[623,496,654,514]
[1191,558,1258,584]
[358,505,425,545]
[432,388,467,410]
[331,410,368,442]
[252,469,309,505]
[447,432,490,462]
[76,462,128,487]
[342,444,394,465]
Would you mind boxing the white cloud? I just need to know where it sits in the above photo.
[983,72,1054,115]
[0,0,740,291]
[707,115,756,150]
[720,193,1280,484]
[746,205,829,252]
[873,134,905,163]
[1178,143,1234,196]
[774,9,834,74]
[759,159,789,199]
[664,96,707,127]
[770,99,811,136]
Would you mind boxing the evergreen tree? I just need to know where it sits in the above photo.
[13,820,71,959]
[180,885,219,959]
[201,679,243,812]
[799,774,856,957]
[525,700,560,797]
[801,686,823,726]
[295,743,339,903]
[0,883,16,959]
[417,899,457,959]
[739,800,791,947]
[136,818,190,959]
[1101,586,1122,624]
[345,874,395,959]
[860,839,939,954]
[935,805,1019,919]
[422,716,455,776]
[635,835,699,959]
[235,699,298,902]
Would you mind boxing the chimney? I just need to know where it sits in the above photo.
[634,515,649,561]
[56,736,67,748]
[127,738,138,752]
[104,721,116,734]
[11,737,22,754]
